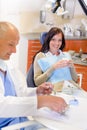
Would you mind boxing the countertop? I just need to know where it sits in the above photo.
[65,36,87,40]
[71,53,87,66]
[22,33,87,40]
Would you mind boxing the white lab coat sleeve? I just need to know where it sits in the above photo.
[0,96,38,117]
[0,65,38,117]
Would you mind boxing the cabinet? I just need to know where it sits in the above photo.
[64,39,87,53]
[27,39,87,91]
[75,64,87,91]
[27,40,41,71]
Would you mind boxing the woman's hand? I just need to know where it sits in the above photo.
[37,95,68,114]
[36,82,54,95]
[53,59,73,69]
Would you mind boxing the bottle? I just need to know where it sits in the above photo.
[79,48,83,58]
[40,10,46,24]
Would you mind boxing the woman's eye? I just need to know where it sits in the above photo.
[59,39,62,42]
[51,39,62,42]
[51,38,55,41]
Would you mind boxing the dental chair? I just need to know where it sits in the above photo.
[40,32,48,45]
[77,73,83,88]
[26,63,36,87]
[26,32,48,88]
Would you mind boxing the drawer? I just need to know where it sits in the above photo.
[27,40,41,71]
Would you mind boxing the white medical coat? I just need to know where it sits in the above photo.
[0,59,37,118]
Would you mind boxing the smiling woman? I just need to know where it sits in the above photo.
[32,27,78,92]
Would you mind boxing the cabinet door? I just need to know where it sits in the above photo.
[75,64,87,91]
[64,39,87,53]
[27,40,41,71]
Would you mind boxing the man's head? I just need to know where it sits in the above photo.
[0,22,20,60]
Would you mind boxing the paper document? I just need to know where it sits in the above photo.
[34,93,87,130]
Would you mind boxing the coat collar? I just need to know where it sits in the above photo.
[0,59,7,71]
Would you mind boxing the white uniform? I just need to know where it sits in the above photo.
[0,59,38,118]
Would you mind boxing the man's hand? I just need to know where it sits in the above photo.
[37,95,68,114]
[36,82,54,95]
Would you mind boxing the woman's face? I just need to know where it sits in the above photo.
[49,33,62,55]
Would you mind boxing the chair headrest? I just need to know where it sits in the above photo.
[40,32,47,45]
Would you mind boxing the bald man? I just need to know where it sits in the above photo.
[0,22,67,130]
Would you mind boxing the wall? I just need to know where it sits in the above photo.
[0,0,46,74]
[0,0,87,75]
[0,0,85,34]
[19,0,87,33]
